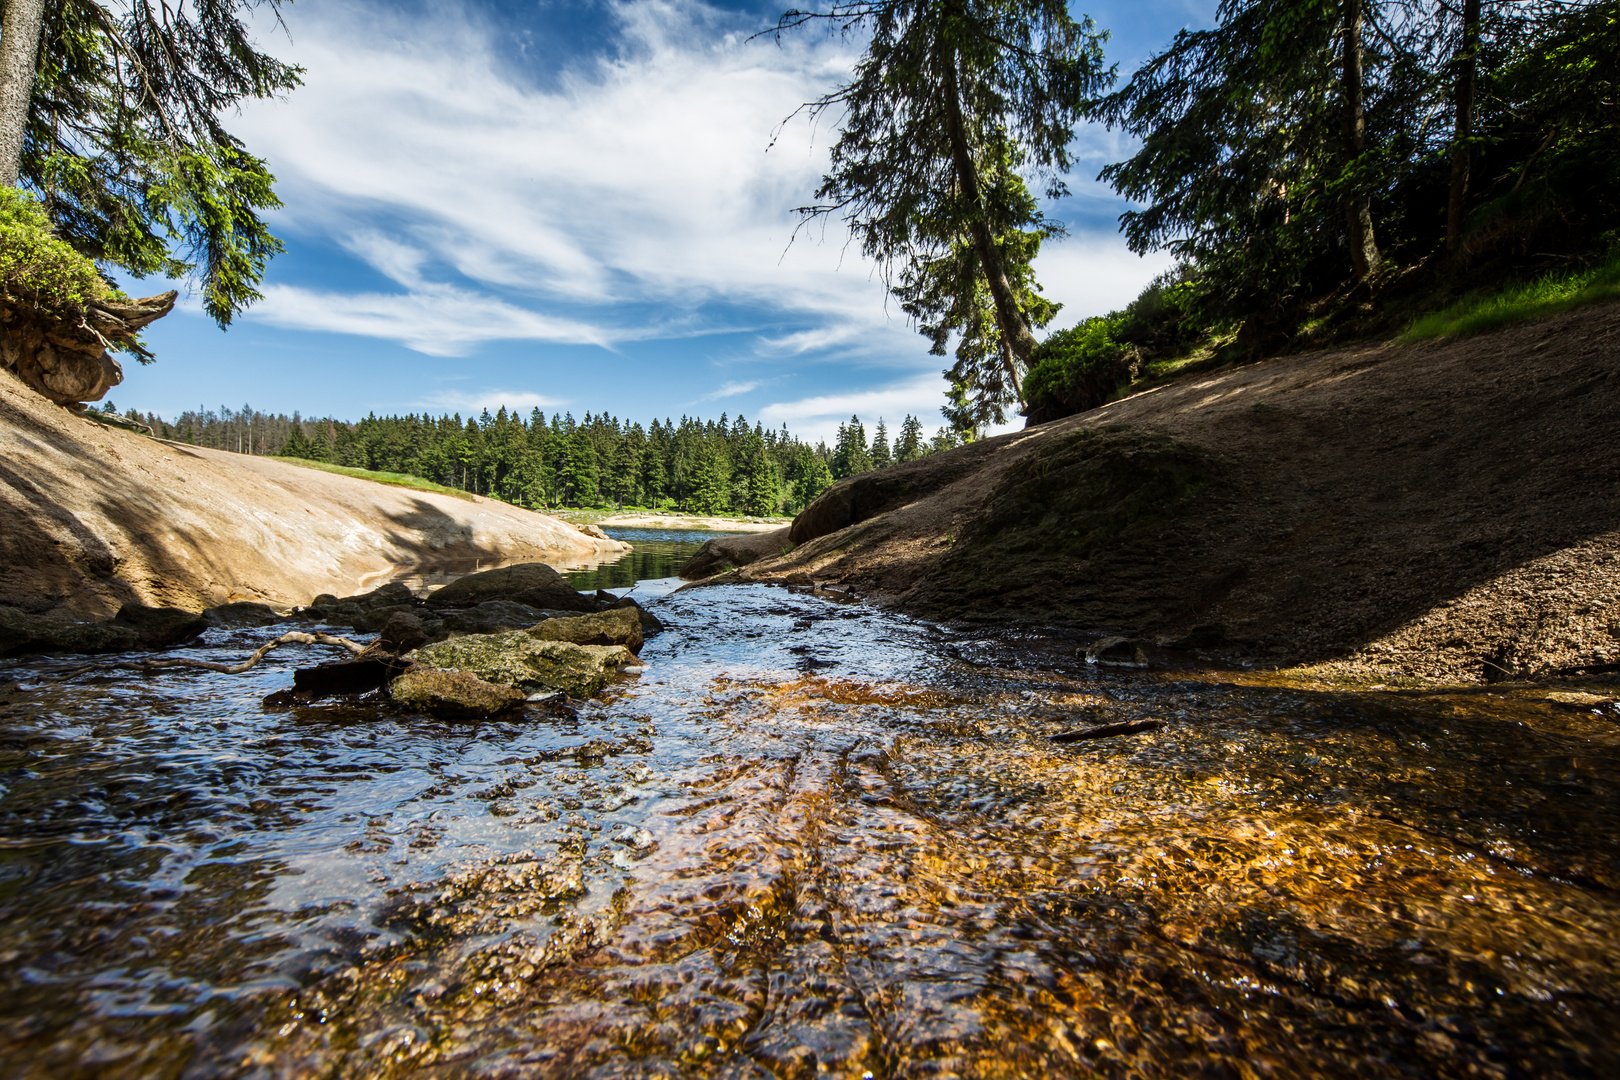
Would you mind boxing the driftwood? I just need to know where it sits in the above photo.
[40,630,366,681]
[1048,719,1164,743]
[0,290,177,404]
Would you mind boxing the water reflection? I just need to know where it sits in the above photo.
[0,575,1618,1077]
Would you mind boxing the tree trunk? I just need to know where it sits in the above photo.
[1446,0,1481,253]
[0,0,45,187]
[941,55,1041,379]
[1340,0,1380,281]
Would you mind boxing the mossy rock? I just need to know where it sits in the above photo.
[412,631,634,697]
[527,606,643,654]
[389,669,526,718]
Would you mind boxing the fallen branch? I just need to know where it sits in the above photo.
[37,631,367,680]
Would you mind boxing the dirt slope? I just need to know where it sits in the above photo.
[723,301,1620,683]
[0,367,627,617]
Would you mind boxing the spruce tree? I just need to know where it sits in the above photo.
[870,418,892,469]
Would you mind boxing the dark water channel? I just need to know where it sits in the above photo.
[2,530,1620,1078]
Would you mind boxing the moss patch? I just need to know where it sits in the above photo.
[0,188,109,312]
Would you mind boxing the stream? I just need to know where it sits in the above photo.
[2,529,1619,1078]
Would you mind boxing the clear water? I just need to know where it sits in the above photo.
[1,541,1619,1077]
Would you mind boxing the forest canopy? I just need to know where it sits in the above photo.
[106,403,961,516]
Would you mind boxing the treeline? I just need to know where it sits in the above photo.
[102,402,961,515]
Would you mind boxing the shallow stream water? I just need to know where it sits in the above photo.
[2,532,1619,1078]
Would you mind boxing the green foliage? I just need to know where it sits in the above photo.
[1403,251,1620,340]
[895,415,924,463]
[1086,1,1620,337]
[0,186,108,310]
[24,0,302,326]
[779,1,1110,424]
[269,458,478,501]
[1021,317,1137,425]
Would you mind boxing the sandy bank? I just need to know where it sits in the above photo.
[0,367,628,617]
[594,512,786,532]
[708,301,1620,684]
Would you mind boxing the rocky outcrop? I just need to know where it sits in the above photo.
[0,363,628,619]
[679,527,793,580]
[0,600,206,656]
[0,292,176,404]
[412,631,635,697]
[715,301,1620,683]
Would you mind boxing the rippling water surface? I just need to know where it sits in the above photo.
[2,549,1619,1077]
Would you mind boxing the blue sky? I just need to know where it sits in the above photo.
[111,0,1215,445]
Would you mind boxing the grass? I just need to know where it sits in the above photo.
[1403,252,1620,341]
[268,457,479,501]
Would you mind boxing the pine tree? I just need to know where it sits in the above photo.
[831,415,872,479]
[870,418,893,469]
[895,414,925,462]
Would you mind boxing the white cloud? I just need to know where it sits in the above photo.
[760,371,949,445]
[1033,241,1178,328]
[420,389,567,416]
[221,0,1173,401]
[703,379,761,400]
[251,283,614,356]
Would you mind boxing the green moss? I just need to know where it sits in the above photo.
[0,188,109,312]
[1403,252,1620,341]
[267,457,479,501]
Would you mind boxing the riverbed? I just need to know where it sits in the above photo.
[2,532,1618,1077]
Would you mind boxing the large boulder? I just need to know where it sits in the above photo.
[679,527,793,580]
[610,595,664,637]
[205,601,286,628]
[439,600,551,636]
[389,669,526,719]
[0,606,140,655]
[412,631,634,697]
[426,563,597,613]
[112,603,208,648]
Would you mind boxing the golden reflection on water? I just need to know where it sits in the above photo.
[2,584,1619,1077]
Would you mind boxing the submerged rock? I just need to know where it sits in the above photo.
[389,669,526,718]
[426,562,597,613]
[528,606,643,655]
[413,631,634,696]
[0,606,138,655]
[1084,636,1149,668]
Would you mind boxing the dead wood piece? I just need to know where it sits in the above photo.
[1048,719,1164,743]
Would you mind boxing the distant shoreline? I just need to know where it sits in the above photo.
[592,512,787,533]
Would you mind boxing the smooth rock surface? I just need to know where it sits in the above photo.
[0,363,627,619]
